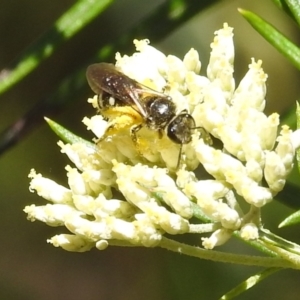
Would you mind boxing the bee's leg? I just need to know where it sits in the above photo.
[96,123,116,143]
[130,124,143,144]
[158,129,163,139]
[198,127,212,145]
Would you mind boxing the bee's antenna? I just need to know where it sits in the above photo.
[193,126,212,145]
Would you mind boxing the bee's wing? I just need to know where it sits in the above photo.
[86,63,125,96]
[134,84,171,100]
[87,63,149,117]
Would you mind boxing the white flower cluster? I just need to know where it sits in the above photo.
[24,23,300,251]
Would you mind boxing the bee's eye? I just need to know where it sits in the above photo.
[167,114,195,144]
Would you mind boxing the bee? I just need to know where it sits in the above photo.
[86,63,200,167]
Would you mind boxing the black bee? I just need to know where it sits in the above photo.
[86,63,200,167]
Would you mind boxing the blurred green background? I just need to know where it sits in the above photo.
[1,0,300,299]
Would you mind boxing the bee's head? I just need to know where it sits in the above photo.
[166,112,195,145]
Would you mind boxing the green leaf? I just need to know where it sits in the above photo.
[0,0,114,95]
[45,117,95,148]
[272,0,289,10]
[272,0,296,20]
[273,0,300,25]
[285,0,300,25]
[239,8,300,70]
[279,210,300,227]
[297,102,300,174]
[220,268,280,299]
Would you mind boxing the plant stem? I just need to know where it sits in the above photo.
[159,237,300,269]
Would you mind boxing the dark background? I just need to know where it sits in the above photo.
[1,0,300,299]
